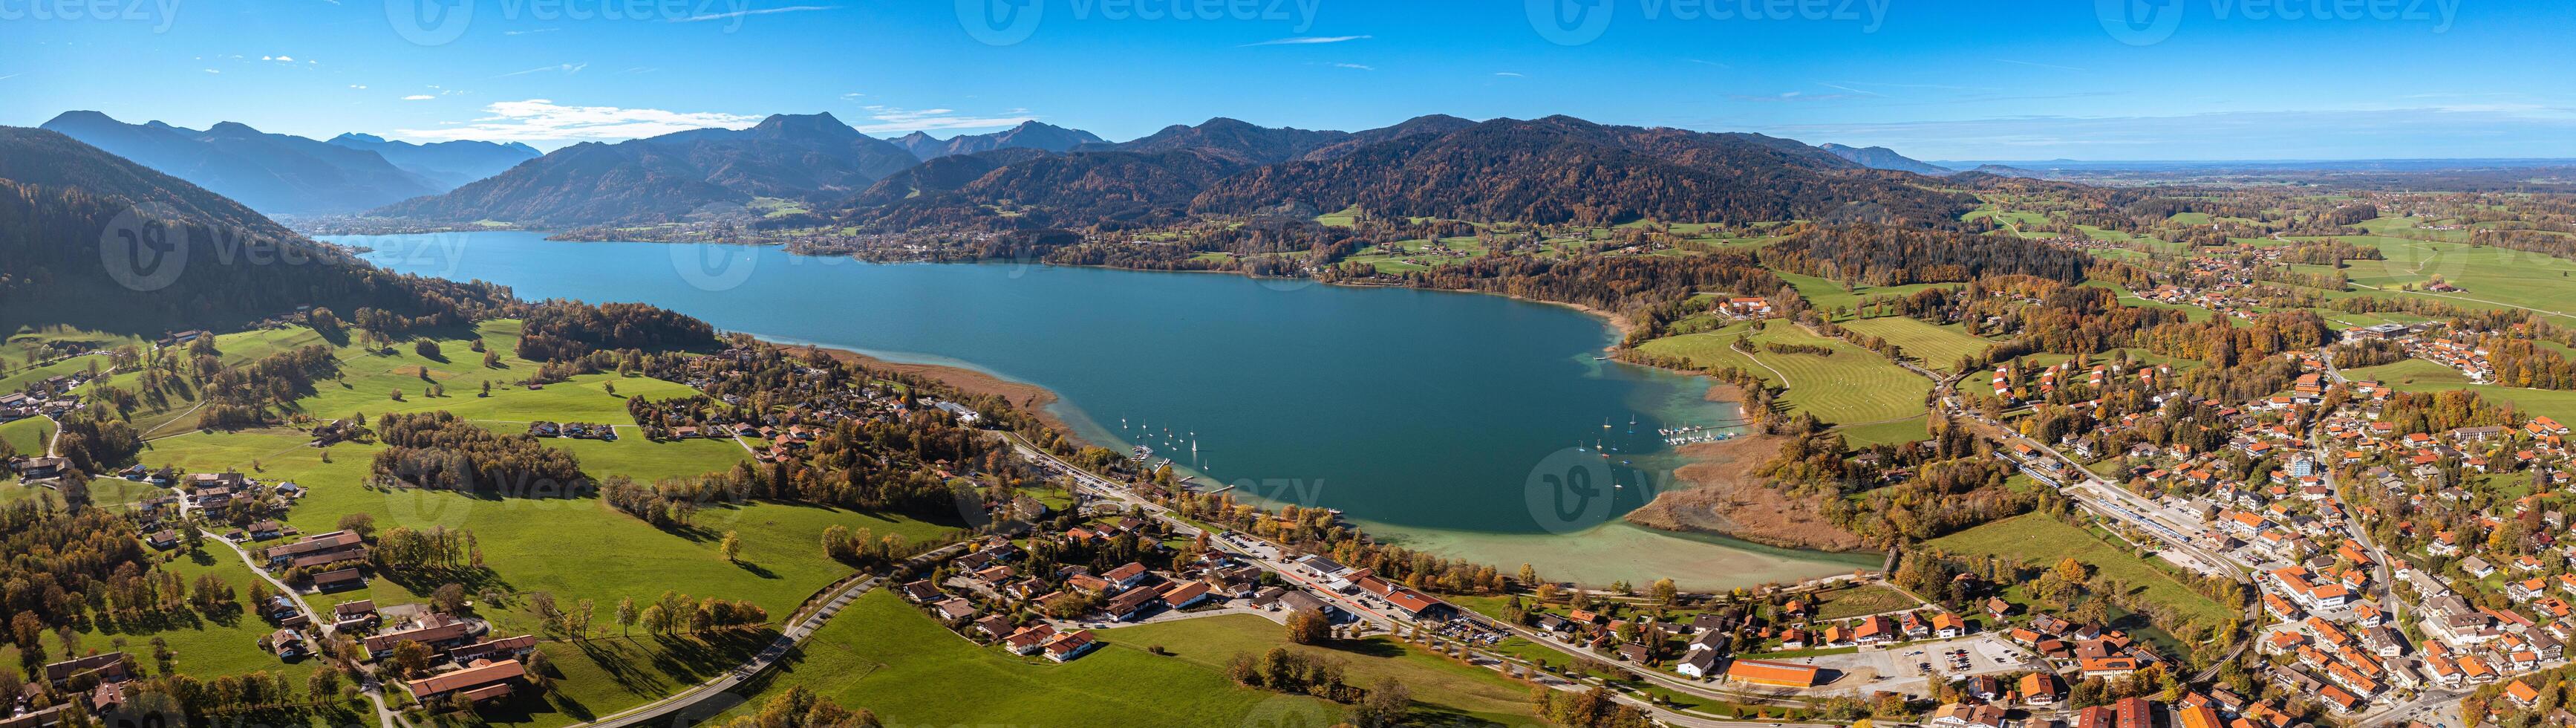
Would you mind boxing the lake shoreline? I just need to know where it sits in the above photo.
[1623,432,1873,553]
[775,342,1098,451]
[347,231,1871,587]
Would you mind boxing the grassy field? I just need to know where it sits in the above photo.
[2309,233,2576,322]
[1106,614,1546,726]
[1923,513,2232,627]
[1833,415,1931,448]
[2344,358,2576,424]
[731,590,1320,726]
[136,426,965,642]
[74,320,974,701]
[1634,322,1930,425]
[1,415,48,461]
[1839,317,1995,372]
[1345,236,1492,273]
[446,629,774,728]
[1775,272,1960,316]
[1807,584,1921,620]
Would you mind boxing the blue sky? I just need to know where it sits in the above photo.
[4,0,2572,160]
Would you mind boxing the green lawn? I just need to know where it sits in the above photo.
[441,630,775,728]
[2314,233,2576,322]
[2344,358,2576,424]
[1,415,48,460]
[1807,584,1920,620]
[84,322,977,691]
[1634,322,1931,426]
[1108,614,1545,726]
[1839,317,1995,372]
[731,590,1317,726]
[1923,513,2232,627]
[1775,272,1960,315]
[1835,416,1930,448]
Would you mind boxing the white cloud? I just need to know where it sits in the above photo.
[497,62,587,78]
[1241,34,1371,47]
[203,68,220,74]
[259,55,296,62]
[1326,62,1373,71]
[846,105,1036,134]
[504,27,560,36]
[402,94,435,100]
[672,4,835,22]
[349,84,368,89]
[395,99,765,143]
[1493,72,1523,77]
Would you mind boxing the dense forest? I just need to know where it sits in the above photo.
[1758,224,2093,286]
[1190,117,1975,227]
[516,300,721,363]
[370,411,588,495]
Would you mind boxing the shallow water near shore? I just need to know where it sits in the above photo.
[342,231,1862,587]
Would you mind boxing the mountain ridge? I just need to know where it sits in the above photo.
[41,111,443,215]
[368,111,921,227]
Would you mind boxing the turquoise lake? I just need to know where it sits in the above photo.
[340,231,1872,586]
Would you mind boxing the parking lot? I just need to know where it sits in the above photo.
[1753,634,2041,699]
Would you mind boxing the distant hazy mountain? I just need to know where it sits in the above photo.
[1818,143,1951,175]
[371,112,921,227]
[893,121,1107,160]
[40,111,442,215]
[326,133,539,190]
[1963,164,2048,179]
[0,127,508,334]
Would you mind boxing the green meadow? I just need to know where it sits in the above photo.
[1634,321,1930,426]
[1839,316,1997,372]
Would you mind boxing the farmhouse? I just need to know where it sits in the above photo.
[405,660,526,703]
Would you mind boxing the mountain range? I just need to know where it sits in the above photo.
[843,115,1973,230]
[893,121,1106,160]
[33,108,1966,231]
[325,133,541,189]
[369,112,920,227]
[36,111,537,215]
